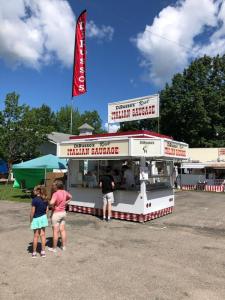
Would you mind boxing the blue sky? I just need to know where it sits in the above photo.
[0,0,225,131]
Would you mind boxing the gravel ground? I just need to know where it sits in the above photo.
[0,191,225,300]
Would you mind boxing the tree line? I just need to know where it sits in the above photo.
[0,92,103,164]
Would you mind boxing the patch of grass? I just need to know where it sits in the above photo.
[0,184,31,203]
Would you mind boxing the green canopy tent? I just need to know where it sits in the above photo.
[12,154,67,189]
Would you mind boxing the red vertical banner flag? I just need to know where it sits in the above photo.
[72,10,87,97]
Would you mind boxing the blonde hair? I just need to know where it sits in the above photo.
[33,185,48,202]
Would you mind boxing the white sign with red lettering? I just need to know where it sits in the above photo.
[59,140,129,158]
[108,94,159,124]
[164,140,188,158]
[218,148,225,158]
[59,137,188,160]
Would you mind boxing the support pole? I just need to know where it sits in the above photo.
[140,157,146,195]
[70,98,74,134]
[44,168,47,187]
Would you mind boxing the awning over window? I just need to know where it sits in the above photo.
[181,163,206,169]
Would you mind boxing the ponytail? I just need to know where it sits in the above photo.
[33,185,48,202]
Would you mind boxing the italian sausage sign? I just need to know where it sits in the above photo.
[108,94,159,124]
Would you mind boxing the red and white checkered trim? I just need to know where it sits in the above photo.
[181,184,224,192]
[181,185,196,191]
[204,185,224,192]
[68,205,173,222]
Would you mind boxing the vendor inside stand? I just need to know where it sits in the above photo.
[84,171,98,188]
[121,165,136,189]
[145,160,173,191]
[69,159,173,192]
[70,159,140,191]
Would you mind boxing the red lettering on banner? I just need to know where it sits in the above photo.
[152,105,155,114]
[67,146,120,156]
[132,105,156,117]
[67,148,90,156]
[111,105,156,121]
[111,109,131,120]
[165,147,186,157]
[175,149,186,156]
[165,147,176,155]
[219,149,225,155]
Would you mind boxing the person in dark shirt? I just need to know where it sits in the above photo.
[30,185,49,258]
[99,167,115,221]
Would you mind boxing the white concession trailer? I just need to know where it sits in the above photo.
[59,130,188,222]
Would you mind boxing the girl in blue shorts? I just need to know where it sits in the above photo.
[30,185,49,258]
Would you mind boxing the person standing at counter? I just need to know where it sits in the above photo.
[99,167,115,221]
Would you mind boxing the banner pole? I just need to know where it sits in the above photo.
[70,97,74,134]
[157,93,160,133]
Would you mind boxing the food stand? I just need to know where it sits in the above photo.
[59,130,188,222]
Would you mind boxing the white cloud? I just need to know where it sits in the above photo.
[0,0,75,68]
[133,0,225,86]
[104,122,120,133]
[86,20,114,41]
[0,0,114,69]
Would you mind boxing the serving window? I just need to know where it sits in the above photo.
[69,159,140,191]
[145,160,173,191]
[69,159,173,191]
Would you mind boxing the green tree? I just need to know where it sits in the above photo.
[55,106,80,134]
[0,110,4,158]
[21,105,55,158]
[0,92,53,166]
[30,104,56,129]
[1,92,27,164]
[160,55,225,147]
[119,119,158,132]
[79,110,103,133]
[55,107,104,134]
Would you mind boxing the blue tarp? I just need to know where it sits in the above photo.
[0,159,8,174]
